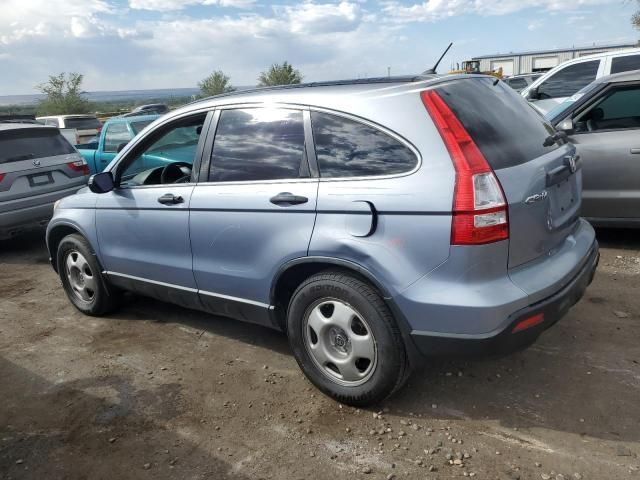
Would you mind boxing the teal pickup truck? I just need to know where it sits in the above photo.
[76,115,159,174]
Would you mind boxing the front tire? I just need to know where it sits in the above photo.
[57,234,120,316]
[287,270,409,407]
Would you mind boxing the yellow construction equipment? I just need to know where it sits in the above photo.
[449,60,503,78]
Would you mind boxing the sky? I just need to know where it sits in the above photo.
[0,0,638,95]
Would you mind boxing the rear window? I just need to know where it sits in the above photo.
[65,117,101,130]
[131,120,154,135]
[435,77,559,170]
[0,128,75,164]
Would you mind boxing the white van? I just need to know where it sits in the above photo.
[522,48,640,114]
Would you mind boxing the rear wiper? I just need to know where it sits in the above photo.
[3,153,34,162]
[543,130,568,147]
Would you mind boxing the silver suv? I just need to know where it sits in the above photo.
[46,75,599,406]
[0,124,88,240]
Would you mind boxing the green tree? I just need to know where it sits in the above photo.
[198,70,235,97]
[36,72,91,115]
[257,61,303,86]
[633,1,640,29]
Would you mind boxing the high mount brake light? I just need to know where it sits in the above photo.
[421,89,509,245]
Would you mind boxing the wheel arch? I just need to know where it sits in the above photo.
[47,222,94,273]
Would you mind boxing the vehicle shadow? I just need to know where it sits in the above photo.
[0,356,252,480]
[595,227,640,250]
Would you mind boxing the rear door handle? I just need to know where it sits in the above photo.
[270,192,308,206]
[631,148,640,155]
[157,193,184,205]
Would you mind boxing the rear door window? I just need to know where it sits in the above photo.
[610,55,640,74]
[103,123,131,153]
[209,108,308,182]
[537,60,600,99]
[0,128,75,164]
[65,117,102,130]
[436,77,559,169]
[310,112,417,178]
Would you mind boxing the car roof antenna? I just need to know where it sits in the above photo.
[422,42,453,75]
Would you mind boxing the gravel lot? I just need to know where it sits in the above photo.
[1,228,639,480]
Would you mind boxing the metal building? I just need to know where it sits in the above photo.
[473,42,639,76]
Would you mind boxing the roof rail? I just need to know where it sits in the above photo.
[189,74,435,106]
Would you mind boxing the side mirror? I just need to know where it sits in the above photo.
[117,142,128,153]
[88,171,115,194]
[527,86,539,101]
[557,118,574,134]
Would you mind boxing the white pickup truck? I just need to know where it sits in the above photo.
[36,115,102,144]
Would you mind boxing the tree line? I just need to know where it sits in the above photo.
[35,62,303,116]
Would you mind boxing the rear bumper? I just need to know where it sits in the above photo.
[409,239,599,356]
[0,185,82,239]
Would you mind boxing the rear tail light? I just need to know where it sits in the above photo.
[421,89,509,245]
[0,173,5,183]
[67,160,89,175]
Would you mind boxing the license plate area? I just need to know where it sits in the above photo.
[28,172,54,187]
[548,176,579,228]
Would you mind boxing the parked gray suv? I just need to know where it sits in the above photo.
[1,124,89,240]
[46,75,599,406]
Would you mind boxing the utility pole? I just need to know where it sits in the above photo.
[387,66,391,78]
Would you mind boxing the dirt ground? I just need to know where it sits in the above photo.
[1,228,639,480]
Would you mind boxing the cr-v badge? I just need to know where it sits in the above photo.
[525,190,548,204]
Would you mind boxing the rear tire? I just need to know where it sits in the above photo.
[57,234,120,316]
[287,270,409,407]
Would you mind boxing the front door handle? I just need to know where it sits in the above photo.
[270,192,308,206]
[157,193,184,205]
[631,148,640,155]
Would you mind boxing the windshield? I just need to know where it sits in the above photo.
[65,117,102,130]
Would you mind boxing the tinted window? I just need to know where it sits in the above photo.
[65,117,102,129]
[311,112,417,178]
[576,86,640,132]
[611,55,640,74]
[538,60,600,99]
[210,108,307,182]
[507,78,528,90]
[0,128,75,164]
[437,77,558,170]
[103,123,131,153]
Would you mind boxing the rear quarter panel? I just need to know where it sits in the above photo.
[308,88,455,295]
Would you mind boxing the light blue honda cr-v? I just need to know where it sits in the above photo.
[47,74,599,406]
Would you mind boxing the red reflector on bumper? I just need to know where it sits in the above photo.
[512,313,544,333]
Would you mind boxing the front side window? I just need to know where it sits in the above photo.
[610,55,640,75]
[103,123,131,153]
[310,112,417,178]
[209,108,308,182]
[538,60,600,99]
[575,86,640,132]
[120,114,205,186]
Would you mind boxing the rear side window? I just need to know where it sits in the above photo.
[311,112,417,178]
[537,60,600,99]
[507,78,528,90]
[210,108,308,182]
[65,117,102,129]
[436,77,558,170]
[611,55,640,74]
[0,128,75,164]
